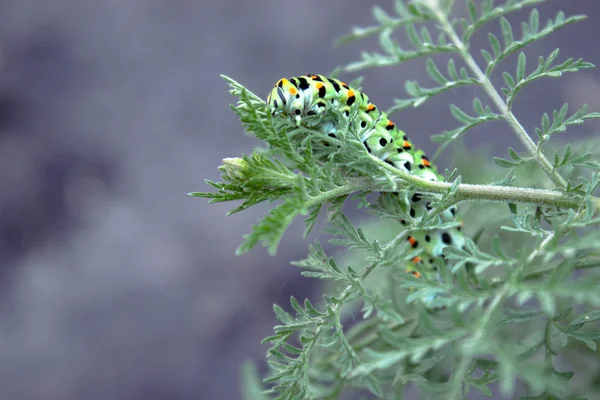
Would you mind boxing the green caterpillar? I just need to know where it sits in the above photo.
[267,74,465,280]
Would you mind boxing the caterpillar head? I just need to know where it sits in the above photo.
[267,78,305,125]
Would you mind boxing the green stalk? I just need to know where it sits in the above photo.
[426,1,569,189]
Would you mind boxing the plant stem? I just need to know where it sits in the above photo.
[426,1,569,189]
[475,287,508,340]
[307,182,364,208]
[447,357,471,399]
[306,162,596,211]
[371,156,594,209]
[446,287,507,398]
[302,261,379,391]
[523,257,600,280]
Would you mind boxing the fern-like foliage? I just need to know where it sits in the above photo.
[197,0,600,398]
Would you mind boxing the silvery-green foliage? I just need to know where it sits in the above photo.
[195,1,600,398]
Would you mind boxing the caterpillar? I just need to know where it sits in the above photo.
[267,74,465,281]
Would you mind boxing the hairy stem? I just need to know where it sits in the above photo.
[523,256,600,281]
[302,261,380,389]
[426,1,569,189]
[370,155,596,209]
[307,182,364,207]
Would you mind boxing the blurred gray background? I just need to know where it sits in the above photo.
[0,1,598,399]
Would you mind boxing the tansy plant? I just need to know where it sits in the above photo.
[193,0,600,398]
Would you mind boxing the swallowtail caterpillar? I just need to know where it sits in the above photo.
[267,74,466,283]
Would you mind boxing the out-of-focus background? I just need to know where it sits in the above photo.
[0,1,599,399]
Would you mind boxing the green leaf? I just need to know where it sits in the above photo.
[237,199,302,256]
[499,17,514,48]
[304,204,321,237]
[420,26,433,44]
[481,49,493,66]
[488,33,502,58]
[335,3,426,45]
[461,0,547,43]
[406,23,421,48]
[327,195,348,221]
[536,104,600,146]
[432,103,502,158]
[503,72,515,89]
[505,47,591,104]
[342,8,458,72]
[387,58,478,114]
[293,240,347,281]
[467,0,478,23]
[328,214,377,251]
[426,57,446,85]
[486,11,587,77]
[516,52,526,82]
[508,148,522,161]
[344,44,456,72]
[569,309,600,327]
[372,5,392,24]
[553,323,600,350]
[499,308,544,325]
[349,331,465,378]
[494,157,520,168]
[450,104,478,124]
